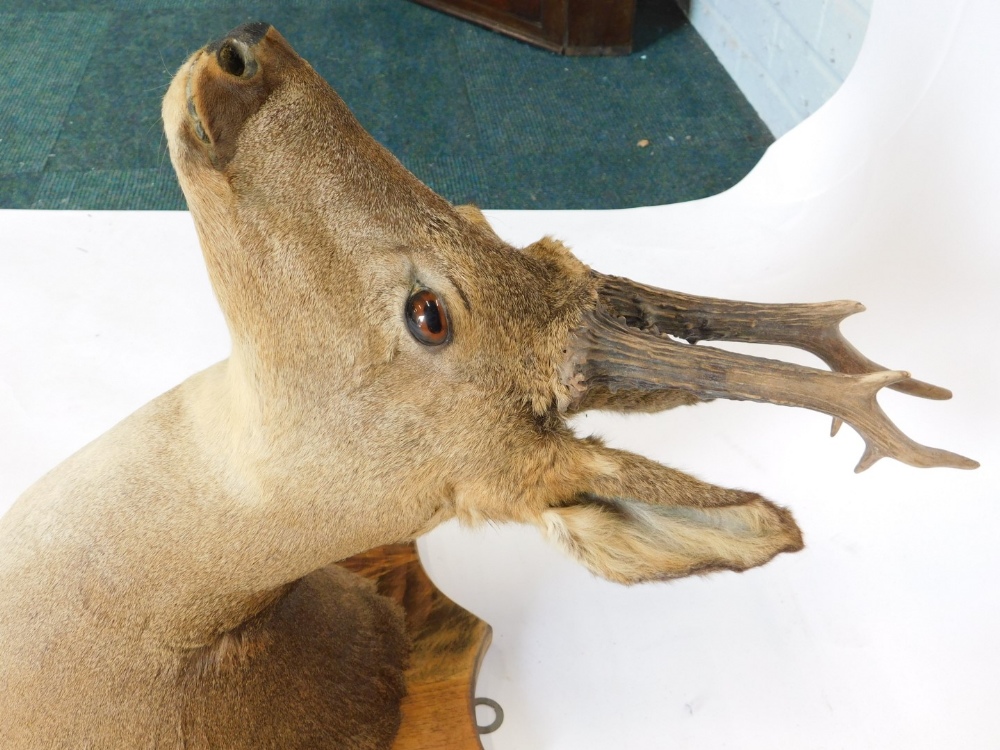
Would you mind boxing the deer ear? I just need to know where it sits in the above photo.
[454,204,501,238]
[536,441,804,584]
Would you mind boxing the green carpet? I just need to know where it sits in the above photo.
[0,1,772,210]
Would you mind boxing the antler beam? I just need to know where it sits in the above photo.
[566,274,977,472]
[596,274,951,400]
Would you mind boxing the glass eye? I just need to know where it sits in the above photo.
[405,288,450,346]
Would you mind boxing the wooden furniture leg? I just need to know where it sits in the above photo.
[408,0,638,56]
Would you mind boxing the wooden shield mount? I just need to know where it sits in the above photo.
[338,543,496,750]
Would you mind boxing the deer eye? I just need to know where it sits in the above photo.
[405,288,450,346]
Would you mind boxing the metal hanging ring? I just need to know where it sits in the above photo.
[474,696,504,734]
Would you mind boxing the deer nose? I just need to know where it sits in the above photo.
[208,21,270,78]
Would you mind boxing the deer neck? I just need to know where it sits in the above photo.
[3,349,415,651]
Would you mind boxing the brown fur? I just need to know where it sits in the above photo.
[0,24,803,748]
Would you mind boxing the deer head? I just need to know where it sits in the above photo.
[161,22,975,587]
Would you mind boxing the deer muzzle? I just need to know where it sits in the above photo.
[175,21,296,169]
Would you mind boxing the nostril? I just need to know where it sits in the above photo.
[216,39,257,78]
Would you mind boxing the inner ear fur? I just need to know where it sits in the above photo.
[538,441,804,584]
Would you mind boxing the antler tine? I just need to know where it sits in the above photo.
[837,369,978,472]
[569,309,979,472]
[596,273,953,401]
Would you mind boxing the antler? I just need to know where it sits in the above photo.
[564,274,977,472]
[596,274,951,400]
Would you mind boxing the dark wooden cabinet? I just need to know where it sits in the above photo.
[409,0,637,55]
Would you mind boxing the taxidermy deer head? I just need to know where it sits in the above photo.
[0,21,976,749]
